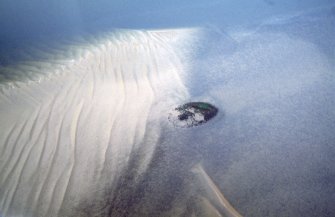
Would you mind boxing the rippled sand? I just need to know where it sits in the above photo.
[0,28,200,217]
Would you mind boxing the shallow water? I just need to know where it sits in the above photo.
[1,1,335,217]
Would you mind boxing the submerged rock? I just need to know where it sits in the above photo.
[168,102,218,128]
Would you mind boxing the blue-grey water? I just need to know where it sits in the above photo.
[1,1,335,217]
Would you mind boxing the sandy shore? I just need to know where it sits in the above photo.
[0,28,199,217]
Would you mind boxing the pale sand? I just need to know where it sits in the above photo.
[0,28,200,217]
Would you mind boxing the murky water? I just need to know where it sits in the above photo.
[1,1,335,217]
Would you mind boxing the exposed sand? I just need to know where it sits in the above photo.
[0,28,198,217]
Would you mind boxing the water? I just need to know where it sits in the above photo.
[0,1,335,216]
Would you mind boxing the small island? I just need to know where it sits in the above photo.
[168,102,218,128]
